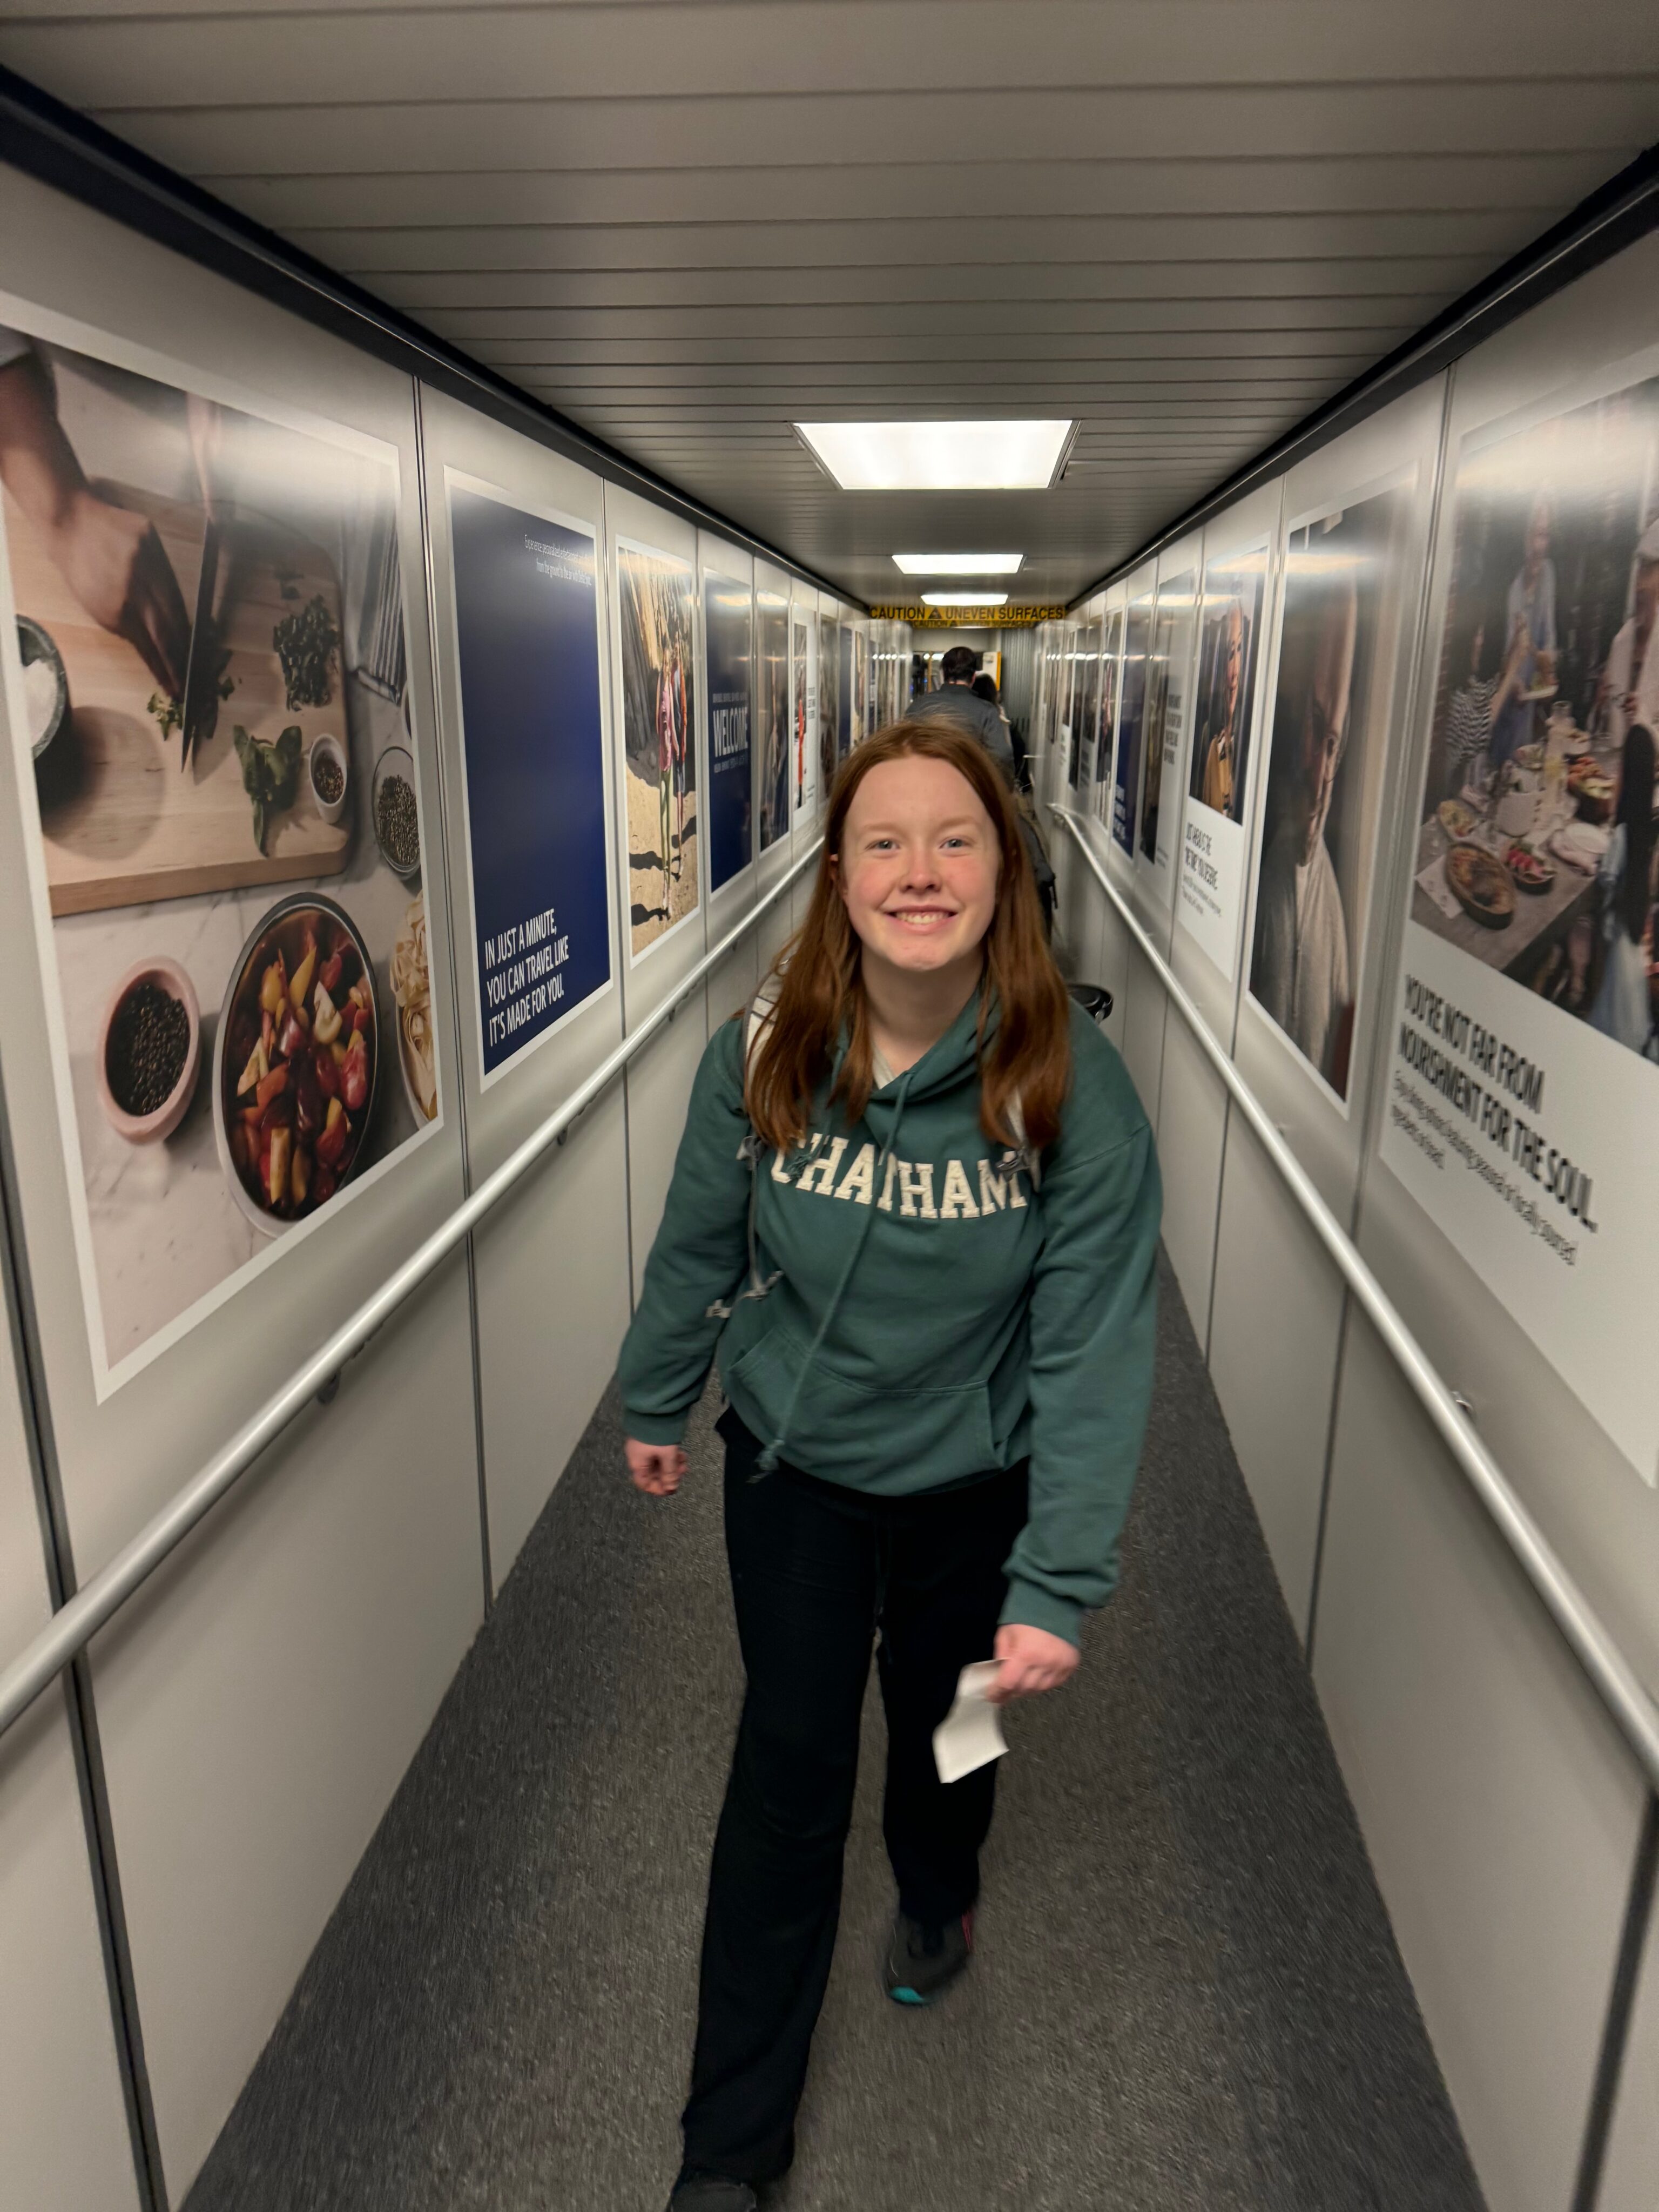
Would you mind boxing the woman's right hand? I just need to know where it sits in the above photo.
[627,1438,687,1496]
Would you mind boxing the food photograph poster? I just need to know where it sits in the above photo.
[0,316,439,1390]
[1177,542,1267,979]
[1380,359,1659,1482]
[446,475,610,1082]
[616,538,698,962]
[1247,483,1411,1102]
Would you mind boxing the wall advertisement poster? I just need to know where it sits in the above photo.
[756,589,789,852]
[1177,541,1268,978]
[1380,358,1659,1483]
[837,624,853,762]
[616,537,698,962]
[818,612,838,791]
[1247,480,1413,1102]
[1112,591,1153,857]
[1092,605,1122,826]
[0,315,439,1388]
[703,571,752,893]
[445,475,609,1083]
[792,605,814,823]
[1137,567,1198,894]
[1069,622,1100,793]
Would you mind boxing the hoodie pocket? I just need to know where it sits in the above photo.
[726,1323,999,1481]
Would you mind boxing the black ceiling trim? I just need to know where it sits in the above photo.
[0,63,866,610]
[1069,138,1659,606]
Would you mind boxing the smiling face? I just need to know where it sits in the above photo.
[835,753,1000,979]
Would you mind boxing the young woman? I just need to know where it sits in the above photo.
[619,721,1163,2212]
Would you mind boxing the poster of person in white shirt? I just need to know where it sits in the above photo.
[1409,370,1659,1056]
[1249,487,1408,1098]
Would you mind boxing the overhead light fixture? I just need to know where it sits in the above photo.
[892,552,1024,576]
[922,592,1009,608]
[796,421,1073,491]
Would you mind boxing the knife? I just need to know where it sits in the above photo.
[180,400,226,771]
[178,508,221,772]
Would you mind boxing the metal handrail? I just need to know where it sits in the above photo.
[1050,806,1659,1791]
[0,843,821,1743]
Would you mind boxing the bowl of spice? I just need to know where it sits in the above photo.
[308,732,349,825]
[97,960,200,1143]
[18,615,68,763]
[372,743,421,879]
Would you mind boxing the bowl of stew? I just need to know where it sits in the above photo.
[212,893,379,1236]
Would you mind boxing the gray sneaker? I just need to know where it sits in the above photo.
[666,2173,758,2211]
[884,1907,974,2005]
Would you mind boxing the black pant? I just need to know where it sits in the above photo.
[680,1408,1030,2184]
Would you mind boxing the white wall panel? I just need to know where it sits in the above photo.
[0,1250,137,2212]
[0,172,485,2203]
[1207,1116,1347,1639]
[1313,1313,1648,2212]
[93,1262,480,2194]
[1155,1015,1229,1350]
[1599,1868,1659,2212]
[1120,941,1168,1124]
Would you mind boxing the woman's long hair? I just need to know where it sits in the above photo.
[746,719,1071,1152]
[1615,722,1656,944]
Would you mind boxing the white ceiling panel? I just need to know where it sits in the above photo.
[1,0,1656,601]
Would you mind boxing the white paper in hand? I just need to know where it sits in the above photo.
[932,1660,1008,1786]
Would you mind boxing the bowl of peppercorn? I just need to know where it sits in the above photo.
[371,744,421,880]
[97,960,200,1143]
[308,732,349,826]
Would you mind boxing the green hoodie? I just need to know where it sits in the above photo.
[618,993,1162,1647]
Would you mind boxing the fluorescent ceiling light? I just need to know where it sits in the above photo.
[892,552,1024,576]
[922,592,1009,608]
[797,421,1072,491]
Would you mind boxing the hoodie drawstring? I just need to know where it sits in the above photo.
[753,1068,914,1478]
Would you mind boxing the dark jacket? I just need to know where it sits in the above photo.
[908,685,1015,784]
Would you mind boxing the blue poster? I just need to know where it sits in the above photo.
[448,480,610,1077]
[704,573,752,891]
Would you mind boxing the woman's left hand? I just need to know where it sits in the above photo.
[988,1622,1079,1703]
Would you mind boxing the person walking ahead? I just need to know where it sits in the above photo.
[619,721,1162,2210]
[907,641,1016,783]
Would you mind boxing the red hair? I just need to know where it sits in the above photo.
[745,719,1071,1151]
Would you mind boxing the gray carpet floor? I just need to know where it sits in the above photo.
[183,1252,1485,2212]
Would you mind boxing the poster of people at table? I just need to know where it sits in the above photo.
[0,318,437,1388]
[446,475,609,1081]
[616,538,698,960]
[1380,360,1659,1486]
[1248,483,1411,1100]
[757,589,789,851]
[703,571,752,892]
[1177,542,1266,977]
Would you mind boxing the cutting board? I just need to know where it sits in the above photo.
[6,484,353,916]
